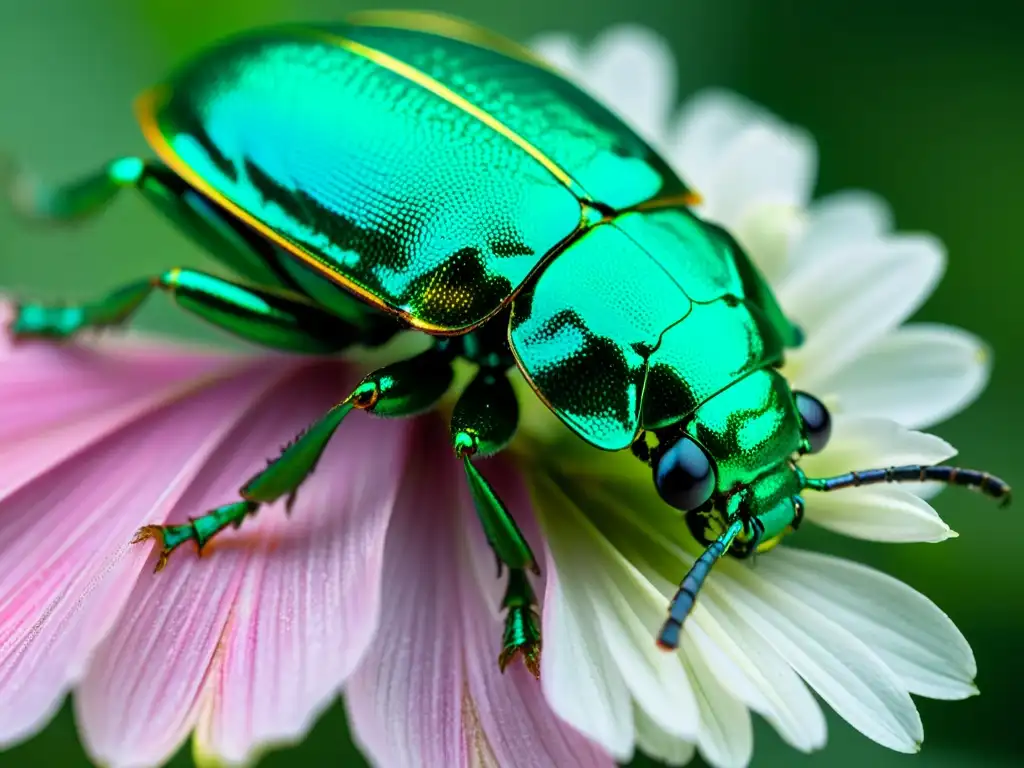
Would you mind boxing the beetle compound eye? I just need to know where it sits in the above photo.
[795,391,831,453]
[653,436,716,512]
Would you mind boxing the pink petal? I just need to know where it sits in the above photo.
[0,360,286,747]
[0,306,245,501]
[78,545,249,767]
[194,375,410,764]
[75,361,359,767]
[0,302,236,443]
[345,419,467,767]
[347,426,611,767]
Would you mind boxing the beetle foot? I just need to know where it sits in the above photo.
[132,522,201,573]
[8,303,88,341]
[132,500,259,572]
[10,280,154,341]
[498,567,542,678]
[499,604,542,678]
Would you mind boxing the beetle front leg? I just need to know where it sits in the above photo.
[10,268,368,353]
[451,368,542,677]
[6,157,291,286]
[134,347,454,570]
[6,156,146,223]
[133,501,259,572]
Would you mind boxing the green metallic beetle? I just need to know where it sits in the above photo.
[8,11,1011,674]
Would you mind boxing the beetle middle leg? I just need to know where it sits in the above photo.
[10,268,369,353]
[451,367,542,677]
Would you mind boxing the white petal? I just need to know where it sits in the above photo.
[799,416,956,479]
[550,481,699,741]
[715,561,923,753]
[818,324,991,430]
[758,549,977,700]
[632,705,696,767]
[680,633,753,768]
[528,34,582,77]
[668,90,778,193]
[687,595,826,752]
[805,486,954,543]
[541,561,634,762]
[684,618,766,718]
[702,125,816,230]
[538,477,697,757]
[590,564,697,742]
[578,27,676,143]
[675,102,815,280]
[787,191,893,276]
[781,234,945,390]
[730,203,807,285]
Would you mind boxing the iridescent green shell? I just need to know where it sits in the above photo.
[136,11,796,450]
[136,12,686,332]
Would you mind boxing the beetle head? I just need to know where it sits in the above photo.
[649,368,826,550]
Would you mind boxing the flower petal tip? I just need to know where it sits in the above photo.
[192,736,263,768]
[191,744,227,768]
[975,342,992,367]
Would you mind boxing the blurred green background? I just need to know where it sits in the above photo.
[1,0,1021,766]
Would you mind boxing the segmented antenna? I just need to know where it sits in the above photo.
[804,464,1011,507]
[657,518,744,650]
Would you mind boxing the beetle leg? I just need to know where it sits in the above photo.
[133,502,259,572]
[243,347,452,506]
[6,157,295,286]
[10,268,367,353]
[451,368,542,677]
[6,156,146,222]
[133,347,454,570]
[498,567,542,678]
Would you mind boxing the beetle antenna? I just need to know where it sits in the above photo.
[658,517,745,651]
[804,464,1012,508]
